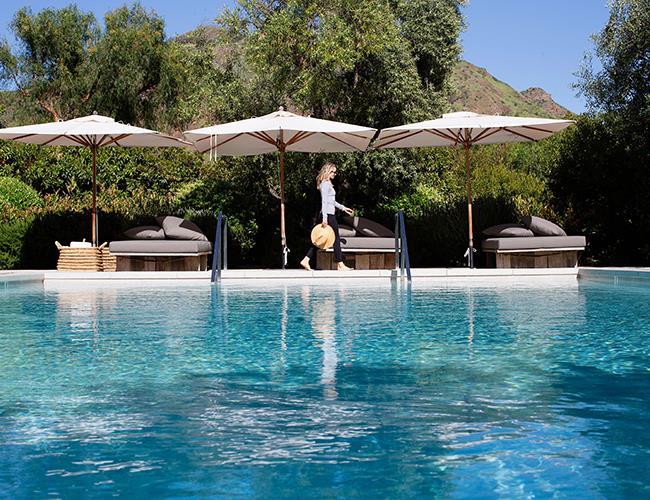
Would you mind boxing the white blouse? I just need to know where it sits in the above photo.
[319,180,346,221]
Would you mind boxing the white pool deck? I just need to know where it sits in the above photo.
[1,267,649,286]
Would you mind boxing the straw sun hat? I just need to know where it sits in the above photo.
[311,224,336,249]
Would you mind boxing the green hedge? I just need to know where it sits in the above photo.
[0,217,33,269]
[0,176,43,210]
[0,135,576,269]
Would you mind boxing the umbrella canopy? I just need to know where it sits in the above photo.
[0,113,192,246]
[185,107,376,155]
[184,108,377,268]
[374,111,575,267]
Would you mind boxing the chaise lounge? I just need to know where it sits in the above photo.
[481,216,586,268]
[109,216,212,271]
[317,216,398,270]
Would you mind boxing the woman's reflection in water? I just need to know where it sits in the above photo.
[305,289,339,400]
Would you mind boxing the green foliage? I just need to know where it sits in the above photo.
[91,5,174,127]
[552,0,650,265]
[0,216,32,269]
[217,0,463,127]
[0,6,99,121]
[550,114,650,265]
[578,0,650,118]
[0,176,43,210]
[0,4,190,129]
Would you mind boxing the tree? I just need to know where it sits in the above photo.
[91,4,175,127]
[0,4,192,129]
[0,6,99,121]
[551,0,650,265]
[216,0,464,127]
[578,0,650,118]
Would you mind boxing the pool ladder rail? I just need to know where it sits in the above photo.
[211,211,228,284]
[211,210,411,282]
[394,210,412,282]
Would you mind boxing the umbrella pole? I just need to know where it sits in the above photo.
[464,143,474,268]
[91,145,98,247]
[279,142,287,269]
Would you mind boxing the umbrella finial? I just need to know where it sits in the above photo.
[92,110,98,115]
[278,106,284,112]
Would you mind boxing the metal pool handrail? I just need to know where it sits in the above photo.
[394,210,412,282]
[211,211,228,284]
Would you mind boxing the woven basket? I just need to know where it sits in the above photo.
[55,241,104,272]
[100,247,117,272]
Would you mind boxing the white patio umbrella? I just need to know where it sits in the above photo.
[184,107,376,268]
[0,113,193,246]
[374,111,575,267]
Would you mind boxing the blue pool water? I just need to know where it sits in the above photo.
[1,279,650,498]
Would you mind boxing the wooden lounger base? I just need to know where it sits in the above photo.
[317,250,396,270]
[115,254,209,272]
[485,249,580,269]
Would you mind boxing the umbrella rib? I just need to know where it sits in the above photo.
[63,135,91,147]
[259,131,278,144]
[344,131,373,140]
[97,134,111,147]
[424,128,459,144]
[11,133,37,141]
[247,131,276,146]
[472,128,500,143]
[378,130,414,142]
[199,132,245,153]
[41,134,67,146]
[521,125,558,134]
[375,130,423,148]
[284,131,305,145]
[101,134,131,147]
[286,131,315,146]
[503,127,538,142]
[458,128,471,144]
[322,132,362,151]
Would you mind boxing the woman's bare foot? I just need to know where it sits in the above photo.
[300,257,312,271]
[337,262,353,271]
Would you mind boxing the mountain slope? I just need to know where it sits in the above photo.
[449,60,571,118]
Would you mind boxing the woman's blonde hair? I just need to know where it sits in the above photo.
[316,162,337,188]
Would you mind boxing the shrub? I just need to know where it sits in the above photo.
[0,216,33,269]
[0,176,43,211]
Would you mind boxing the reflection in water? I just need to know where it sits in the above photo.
[313,297,338,399]
[467,287,475,345]
[280,286,288,352]
[53,286,119,347]
[302,287,339,400]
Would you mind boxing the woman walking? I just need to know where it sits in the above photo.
[300,162,354,271]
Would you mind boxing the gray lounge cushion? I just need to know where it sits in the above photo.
[156,216,208,241]
[340,237,396,250]
[124,225,165,240]
[520,215,567,237]
[343,216,394,237]
[482,236,586,252]
[338,224,356,237]
[110,240,212,255]
[482,223,534,237]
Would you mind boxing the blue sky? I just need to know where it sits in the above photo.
[0,0,610,113]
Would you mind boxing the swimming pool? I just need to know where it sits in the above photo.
[1,280,649,497]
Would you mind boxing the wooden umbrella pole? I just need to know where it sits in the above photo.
[91,145,98,247]
[464,142,474,268]
[278,131,287,269]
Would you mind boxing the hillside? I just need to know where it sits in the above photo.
[449,60,571,118]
